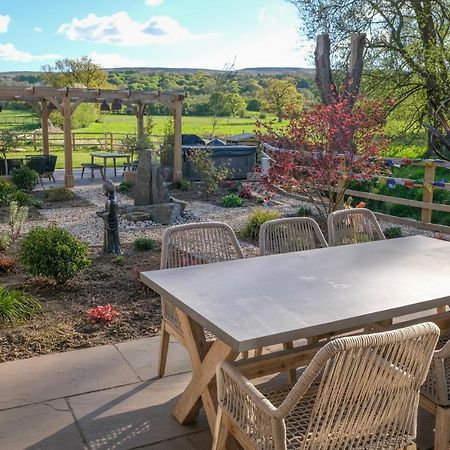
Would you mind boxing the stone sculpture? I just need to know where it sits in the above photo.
[97,179,122,255]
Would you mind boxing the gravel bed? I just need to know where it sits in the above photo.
[23,184,450,248]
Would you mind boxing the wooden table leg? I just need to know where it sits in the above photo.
[103,158,107,178]
[113,157,117,176]
[173,310,238,432]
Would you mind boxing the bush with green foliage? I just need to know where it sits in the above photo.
[178,178,192,191]
[118,182,131,193]
[50,103,100,130]
[113,255,125,266]
[44,187,74,202]
[133,237,156,251]
[0,201,28,251]
[384,226,403,239]
[19,224,91,283]
[242,208,281,241]
[9,190,32,207]
[296,207,312,217]
[188,149,228,195]
[12,166,39,193]
[222,194,243,207]
[0,287,41,323]
[0,180,15,207]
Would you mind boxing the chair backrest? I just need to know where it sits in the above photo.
[259,217,328,256]
[277,322,440,450]
[327,208,385,246]
[46,155,57,172]
[160,222,244,269]
[26,156,47,175]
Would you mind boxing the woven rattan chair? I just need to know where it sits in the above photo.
[213,322,440,450]
[327,208,385,247]
[259,217,328,256]
[420,330,450,450]
[158,222,244,377]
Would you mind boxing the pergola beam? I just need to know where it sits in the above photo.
[0,86,185,188]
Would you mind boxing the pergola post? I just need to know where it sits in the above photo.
[136,102,145,139]
[40,99,50,156]
[173,99,182,183]
[62,93,74,188]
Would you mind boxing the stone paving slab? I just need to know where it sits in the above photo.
[67,373,208,450]
[0,344,140,410]
[0,399,86,450]
[115,338,191,381]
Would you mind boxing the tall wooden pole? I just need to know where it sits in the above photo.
[173,100,182,183]
[136,102,145,139]
[41,99,50,156]
[62,94,74,188]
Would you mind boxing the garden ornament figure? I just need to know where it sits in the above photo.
[97,179,122,254]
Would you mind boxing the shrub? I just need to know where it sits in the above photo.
[133,237,156,251]
[296,206,312,217]
[188,149,228,195]
[384,225,403,239]
[10,190,32,207]
[239,184,252,199]
[222,194,244,208]
[113,255,125,266]
[44,187,74,202]
[0,233,10,251]
[12,166,39,193]
[256,197,264,204]
[0,256,16,273]
[0,179,15,206]
[87,304,118,324]
[0,201,28,251]
[19,224,91,283]
[0,287,41,323]
[118,182,131,193]
[242,208,281,241]
[179,178,192,191]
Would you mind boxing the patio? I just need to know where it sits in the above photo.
[0,335,439,450]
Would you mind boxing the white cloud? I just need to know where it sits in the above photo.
[0,43,60,62]
[33,27,43,32]
[58,11,208,46]
[89,51,146,68]
[0,15,11,33]
[145,0,163,6]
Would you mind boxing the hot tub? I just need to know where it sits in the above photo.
[182,145,257,180]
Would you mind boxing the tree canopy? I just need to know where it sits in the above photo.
[289,0,450,132]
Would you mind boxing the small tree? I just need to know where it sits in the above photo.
[188,149,228,195]
[259,93,391,221]
[0,130,16,175]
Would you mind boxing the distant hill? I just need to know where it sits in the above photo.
[0,67,315,77]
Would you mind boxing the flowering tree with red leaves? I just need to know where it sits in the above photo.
[258,93,391,221]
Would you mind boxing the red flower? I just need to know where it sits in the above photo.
[87,304,119,324]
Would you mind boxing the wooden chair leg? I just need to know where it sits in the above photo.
[212,406,228,450]
[434,405,450,450]
[158,321,170,378]
[81,167,85,179]
[254,347,263,357]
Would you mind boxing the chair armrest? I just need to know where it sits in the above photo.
[217,362,280,447]
[432,335,450,404]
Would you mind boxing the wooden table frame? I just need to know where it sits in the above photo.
[90,152,130,177]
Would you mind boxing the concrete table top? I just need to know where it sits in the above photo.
[141,235,450,352]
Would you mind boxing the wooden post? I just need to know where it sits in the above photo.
[136,103,145,139]
[173,100,182,183]
[41,99,50,156]
[315,34,335,105]
[72,132,76,151]
[421,164,436,223]
[62,94,74,188]
[110,133,113,150]
[33,131,37,152]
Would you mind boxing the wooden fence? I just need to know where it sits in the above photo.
[10,131,165,151]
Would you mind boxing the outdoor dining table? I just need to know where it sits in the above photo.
[90,151,130,177]
[140,235,450,434]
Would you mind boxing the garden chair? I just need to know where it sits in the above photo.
[327,208,385,246]
[158,222,244,377]
[213,322,440,450]
[256,217,328,377]
[259,217,328,256]
[420,330,450,450]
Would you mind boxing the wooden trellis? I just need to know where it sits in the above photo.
[0,86,185,188]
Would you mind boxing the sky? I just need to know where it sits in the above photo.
[0,0,314,71]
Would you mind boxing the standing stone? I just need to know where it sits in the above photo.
[134,150,169,206]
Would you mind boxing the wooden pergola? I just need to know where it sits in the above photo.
[0,86,185,188]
